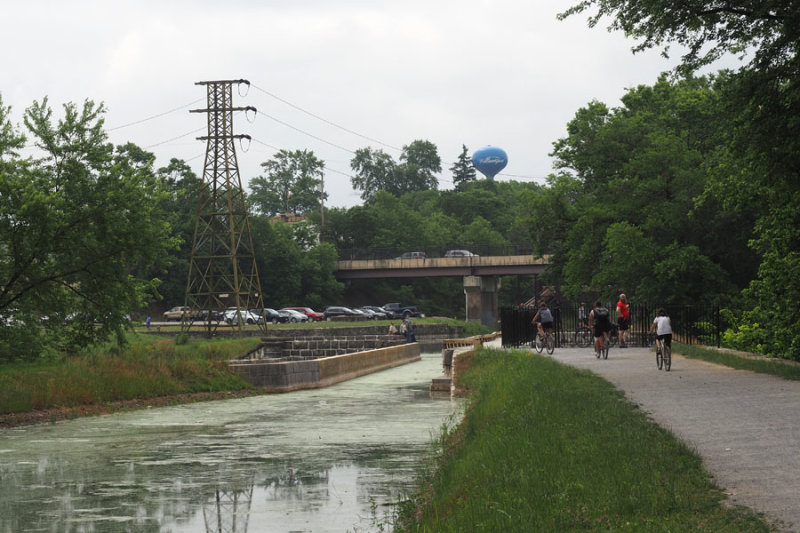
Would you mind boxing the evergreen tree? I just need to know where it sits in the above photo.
[450,144,477,191]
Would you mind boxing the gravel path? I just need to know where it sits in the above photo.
[514,342,800,531]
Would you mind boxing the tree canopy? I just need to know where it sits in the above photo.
[0,97,175,360]
[350,140,441,202]
[249,149,326,216]
[561,0,800,358]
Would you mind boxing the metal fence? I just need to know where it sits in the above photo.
[501,303,721,349]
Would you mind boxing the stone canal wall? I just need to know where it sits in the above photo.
[230,342,420,393]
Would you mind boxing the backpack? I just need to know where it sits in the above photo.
[595,306,609,319]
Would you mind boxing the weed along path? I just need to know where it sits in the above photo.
[533,343,800,532]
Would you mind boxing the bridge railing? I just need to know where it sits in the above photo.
[501,303,722,349]
[338,244,534,261]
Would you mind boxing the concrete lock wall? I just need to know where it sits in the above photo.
[229,337,421,392]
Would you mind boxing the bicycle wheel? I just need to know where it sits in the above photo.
[534,334,543,353]
[608,328,618,347]
[545,333,555,354]
[664,344,671,371]
[575,328,591,348]
[656,347,663,370]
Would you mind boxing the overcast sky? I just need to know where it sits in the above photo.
[3,1,739,208]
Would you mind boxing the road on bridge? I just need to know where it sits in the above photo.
[505,342,800,532]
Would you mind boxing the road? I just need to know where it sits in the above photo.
[509,342,800,532]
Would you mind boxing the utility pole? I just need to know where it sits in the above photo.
[182,79,267,337]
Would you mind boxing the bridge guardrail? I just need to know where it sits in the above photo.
[338,244,534,261]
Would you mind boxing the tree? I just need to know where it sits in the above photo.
[350,140,441,202]
[153,158,203,307]
[547,76,752,303]
[397,139,441,193]
[249,149,326,216]
[1,97,175,359]
[561,0,800,357]
[350,147,398,202]
[450,144,477,191]
[559,1,799,75]
[249,216,342,308]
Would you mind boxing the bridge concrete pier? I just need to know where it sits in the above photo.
[464,275,500,327]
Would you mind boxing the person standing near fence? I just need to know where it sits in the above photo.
[616,294,630,347]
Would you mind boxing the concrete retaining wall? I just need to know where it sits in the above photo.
[230,342,421,393]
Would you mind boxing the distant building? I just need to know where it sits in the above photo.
[270,212,307,225]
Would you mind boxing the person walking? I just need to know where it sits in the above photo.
[616,294,630,347]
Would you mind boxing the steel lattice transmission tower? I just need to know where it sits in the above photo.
[183,79,266,336]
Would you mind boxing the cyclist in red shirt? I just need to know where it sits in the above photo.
[616,293,630,348]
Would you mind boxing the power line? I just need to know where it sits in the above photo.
[255,110,356,154]
[251,84,401,152]
[250,136,355,180]
[144,127,206,149]
[107,98,204,131]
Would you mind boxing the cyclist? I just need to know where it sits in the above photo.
[531,302,554,342]
[588,300,611,357]
[616,293,630,347]
[649,308,672,355]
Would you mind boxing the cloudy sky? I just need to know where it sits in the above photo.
[3,1,738,208]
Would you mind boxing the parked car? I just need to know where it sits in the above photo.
[358,306,388,319]
[323,306,359,321]
[444,249,478,257]
[383,302,422,318]
[223,308,261,325]
[279,309,309,323]
[362,305,391,319]
[394,251,426,260]
[251,308,284,324]
[163,306,202,321]
[281,306,324,321]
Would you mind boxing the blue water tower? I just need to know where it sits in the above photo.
[472,146,508,180]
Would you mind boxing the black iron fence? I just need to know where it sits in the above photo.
[501,303,721,349]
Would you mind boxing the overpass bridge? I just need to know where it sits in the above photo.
[335,254,548,326]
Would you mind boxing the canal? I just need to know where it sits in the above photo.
[0,352,462,532]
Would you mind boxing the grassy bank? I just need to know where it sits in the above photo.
[0,335,259,415]
[396,348,771,532]
[674,343,800,380]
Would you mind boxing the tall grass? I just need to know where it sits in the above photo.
[396,348,771,532]
[0,334,260,414]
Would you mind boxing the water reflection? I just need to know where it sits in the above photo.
[0,353,459,532]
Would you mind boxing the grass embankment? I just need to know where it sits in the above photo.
[396,348,771,532]
[0,335,259,416]
[674,343,800,380]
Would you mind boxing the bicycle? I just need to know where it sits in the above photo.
[573,326,592,348]
[607,324,619,347]
[532,332,544,353]
[532,329,555,354]
[543,330,555,355]
[655,337,671,371]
